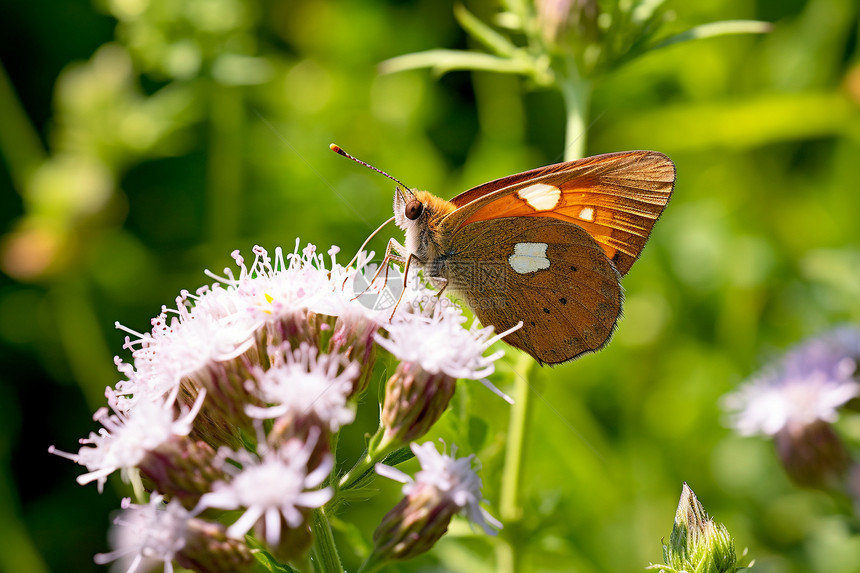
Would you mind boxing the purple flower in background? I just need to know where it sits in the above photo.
[724,327,860,487]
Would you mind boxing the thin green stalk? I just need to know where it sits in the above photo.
[338,426,396,491]
[338,449,376,491]
[0,60,46,192]
[357,554,384,573]
[311,508,343,573]
[496,351,535,573]
[560,68,591,162]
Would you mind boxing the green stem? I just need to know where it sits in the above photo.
[337,427,393,491]
[0,60,46,193]
[310,508,343,573]
[338,449,376,491]
[357,554,384,573]
[559,65,591,161]
[496,351,535,573]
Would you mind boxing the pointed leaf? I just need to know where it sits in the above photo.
[379,50,536,78]
[654,20,772,50]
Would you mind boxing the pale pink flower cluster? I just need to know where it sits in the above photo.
[51,242,513,572]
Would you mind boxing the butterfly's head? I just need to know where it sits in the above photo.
[393,188,457,260]
[392,186,425,230]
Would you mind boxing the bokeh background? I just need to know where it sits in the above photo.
[2,0,860,571]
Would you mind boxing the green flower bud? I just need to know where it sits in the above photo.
[649,483,748,573]
[376,362,457,456]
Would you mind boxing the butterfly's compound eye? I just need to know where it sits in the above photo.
[405,199,424,220]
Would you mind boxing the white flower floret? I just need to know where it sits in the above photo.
[111,241,367,413]
[94,494,193,573]
[216,243,368,322]
[245,343,358,432]
[376,306,521,402]
[113,285,259,411]
[197,428,333,547]
[375,440,501,535]
[49,392,205,493]
[218,243,438,326]
[724,327,860,436]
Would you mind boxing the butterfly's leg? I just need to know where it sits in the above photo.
[426,277,449,313]
[387,252,425,320]
[433,277,450,310]
[372,238,407,286]
[353,238,406,300]
[380,238,408,288]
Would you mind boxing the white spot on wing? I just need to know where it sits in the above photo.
[509,242,550,274]
[517,184,561,211]
[578,206,595,221]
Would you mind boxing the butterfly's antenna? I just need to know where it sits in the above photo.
[330,144,412,269]
[329,144,412,199]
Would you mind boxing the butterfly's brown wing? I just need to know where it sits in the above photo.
[446,151,675,276]
[438,216,621,365]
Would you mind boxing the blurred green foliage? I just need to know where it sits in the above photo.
[1,0,859,572]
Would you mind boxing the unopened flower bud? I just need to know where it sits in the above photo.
[178,351,262,450]
[536,0,599,53]
[176,518,255,573]
[649,483,743,573]
[328,313,381,396]
[377,362,457,455]
[138,436,227,509]
[371,482,455,562]
[268,413,332,476]
[258,308,326,353]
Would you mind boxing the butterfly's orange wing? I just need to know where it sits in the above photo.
[446,151,675,276]
[438,216,621,364]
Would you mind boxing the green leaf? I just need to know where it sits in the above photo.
[379,50,537,78]
[381,444,416,467]
[248,537,299,573]
[654,20,772,50]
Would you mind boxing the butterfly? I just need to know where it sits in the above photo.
[333,145,676,365]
